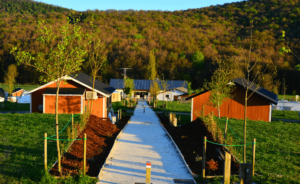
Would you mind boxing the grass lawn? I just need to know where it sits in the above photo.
[0,101,30,111]
[0,113,97,183]
[214,117,300,183]
[278,94,297,101]
[150,100,191,113]
[272,110,300,120]
[0,83,40,92]
[112,101,136,111]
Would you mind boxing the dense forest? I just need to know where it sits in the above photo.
[1,0,300,93]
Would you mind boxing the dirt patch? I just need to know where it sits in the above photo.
[49,115,130,177]
[157,113,239,176]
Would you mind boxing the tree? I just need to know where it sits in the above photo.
[10,17,88,173]
[235,20,276,163]
[86,15,108,114]
[187,81,193,95]
[148,50,160,102]
[204,59,235,119]
[160,79,169,108]
[124,77,135,97]
[191,51,205,70]
[3,64,18,96]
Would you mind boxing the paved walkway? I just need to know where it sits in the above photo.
[98,101,195,184]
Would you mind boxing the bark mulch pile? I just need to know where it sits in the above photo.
[157,113,239,176]
[49,114,130,177]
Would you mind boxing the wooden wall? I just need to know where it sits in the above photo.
[32,80,107,118]
[44,96,81,114]
[192,85,271,122]
[12,89,24,97]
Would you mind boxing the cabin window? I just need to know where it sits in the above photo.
[166,94,169,98]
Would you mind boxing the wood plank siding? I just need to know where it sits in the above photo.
[12,89,24,96]
[32,80,107,118]
[44,96,82,114]
[192,85,271,122]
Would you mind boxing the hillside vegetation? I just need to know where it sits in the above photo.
[0,0,300,92]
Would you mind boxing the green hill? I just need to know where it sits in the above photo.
[0,0,300,93]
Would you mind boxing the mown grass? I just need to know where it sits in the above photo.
[0,113,97,184]
[0,101,30,111]
[272,110,300,120]
[278,94,298,101]
[112,101,135,111]
[0,83,40,92]
[150,100,191,113]
[213,117,300,184]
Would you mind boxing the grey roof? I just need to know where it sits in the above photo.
[69,73,115,96]
[12,88,24,93]
[43,88,86,95]
[186,78,278,104]
[0,88,5,98]
[110,79,187,90]
[233,78,278,104]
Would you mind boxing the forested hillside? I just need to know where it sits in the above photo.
[1,0,300,93]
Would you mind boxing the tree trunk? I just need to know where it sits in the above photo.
[244,90,247,163]
[55,81,61,173]
[90,75,96,114]
[217,101,220,119]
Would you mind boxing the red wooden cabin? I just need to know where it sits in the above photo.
[187,78,278,122]
[12,88,25,97]
[26,73,115,118]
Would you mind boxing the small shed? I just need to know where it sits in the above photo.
[187,78,278,122]
[26,73,115,118]
[12,88,25,97]
[0,88,5,102]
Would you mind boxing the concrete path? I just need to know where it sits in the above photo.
[98,101,195,184]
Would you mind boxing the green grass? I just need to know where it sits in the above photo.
[272,110,300,120]
[0,83,40,92]
[112,101,136,111]
[278,94,298,101]
[0,113,97,183]
[150,100,191,113]
[214,117,300,183]
[175,114,191,126]
[0,101,30,111]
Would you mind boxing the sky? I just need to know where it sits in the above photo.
[35,0,245,12]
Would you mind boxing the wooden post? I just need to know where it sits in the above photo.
[83,133,87,175]
[146,161,151,184]
[224,117,228,144]
[118,110,120,122]
[252,138,256,176]
[202,136,206,179]
[120,109,122,119]
[224,151,231,184]
[44,133,47,172]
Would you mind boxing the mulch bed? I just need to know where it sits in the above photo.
[157,113,239,176]
[49,114,130,177]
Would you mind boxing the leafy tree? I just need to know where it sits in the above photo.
[191,51,205,70]
[160,79,169,108]
[10,17,88,173]
[204,59,234,119]
[187,81,193,95]
[3,64,18,96]
[124,77,134,97]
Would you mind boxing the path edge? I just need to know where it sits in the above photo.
[153,112,197,184]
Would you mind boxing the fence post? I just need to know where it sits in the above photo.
[224,117,228,144]
[120,109,122,119]
[83,133,87,175]
[44,133,47,172]
[202,136,206,179]
[146,161,151,184]
[252,138,256,176]
[224,151,231,184]
[118,110,120,122]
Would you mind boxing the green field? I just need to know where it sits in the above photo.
[214,117,300,183]
[150,100,191,113]
[0,113,97,183]
[278,94,298,101]
[272,110,300,120]
[0,101,30,111]
[0,83,40,92]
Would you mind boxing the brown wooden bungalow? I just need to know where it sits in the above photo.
[186,78,278,122]
[26,73,115,118]
[12,88,25,97]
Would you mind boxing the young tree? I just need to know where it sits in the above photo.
[148,50,160,102]
[204,59,235,119]
[10,17,88,173]
[191,51,205,70]
[236,20,277,163]
[187,81,193,95]
[3,64,18,96]
[86,15,108,113]
[124,77,135,98]
[160,79,169,108]
[282,78,287,115]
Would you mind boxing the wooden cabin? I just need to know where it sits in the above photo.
[187,78,278,122]
[26,73,115,118]
[12,88,25,97]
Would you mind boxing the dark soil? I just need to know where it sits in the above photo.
[49,114,130,177]
[157,113,239,176]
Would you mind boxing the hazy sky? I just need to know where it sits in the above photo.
[35,0,245,12]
